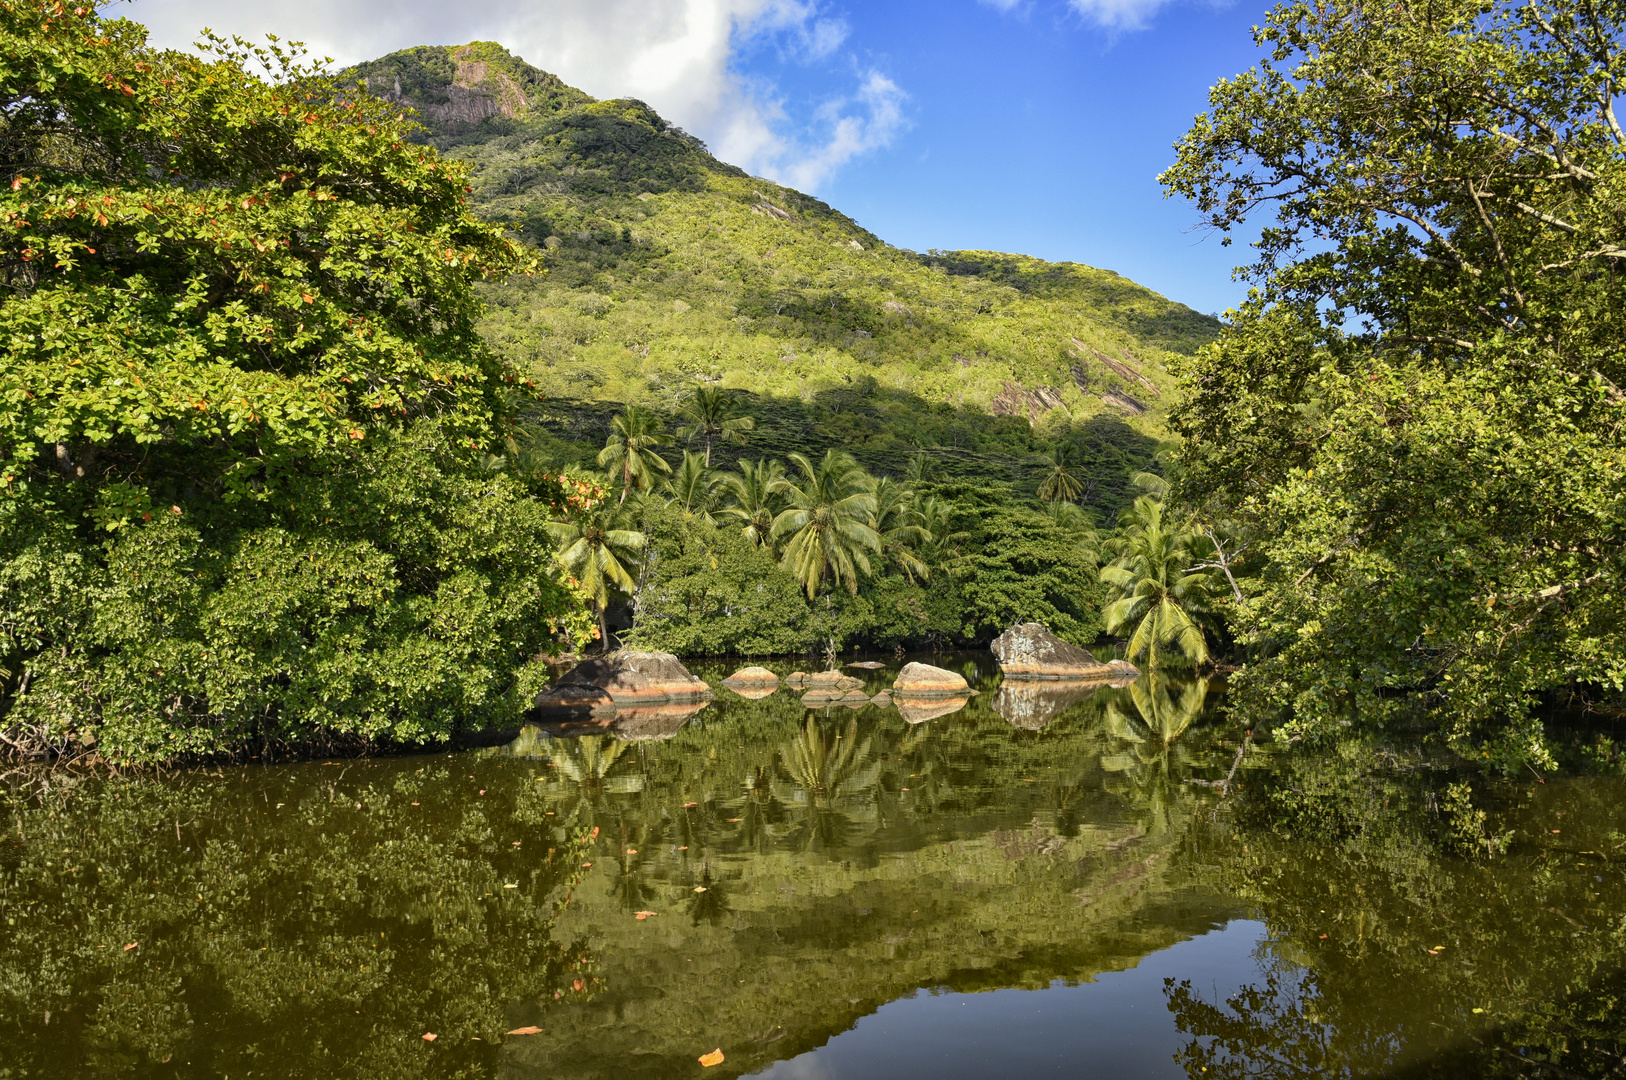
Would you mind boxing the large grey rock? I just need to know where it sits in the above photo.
[991,623,1132,680]
[892,662,970,697]
[554,650,713,703]
[531,683,616,718]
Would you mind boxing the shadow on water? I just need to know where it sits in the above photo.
[2,652,1624,1078]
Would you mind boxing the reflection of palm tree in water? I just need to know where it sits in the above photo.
[772,716,881,854]
[548,736,644,806]
[1101,675,1210,835]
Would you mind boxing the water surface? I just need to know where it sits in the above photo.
[3,653,1621,1079]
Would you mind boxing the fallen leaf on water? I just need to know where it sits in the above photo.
[411,802,419,806]
[635,911,658,920]
[506,1026,542,1036]
[699,1049,725,1067]
[1472,1008,1485,1014]
[422,1033,437,1042]
[679,846,688,850]
[591,826,600,838]
[727,818,742,822]
[1318,934,1328,940]
[683,802,698,808]
[572,978,585,992]
[694,886,707,893]
[626,848,637,855]
[504,883,518,889]
[123,943,138,951]
[479,789,486,796]
[1552,829,1561,834]
[582,862,592,868]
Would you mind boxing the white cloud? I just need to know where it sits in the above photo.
[122,0,901,193]
[1065,0,1175,30]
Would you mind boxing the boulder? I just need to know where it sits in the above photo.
[840,690,870,703]
[1107,659,1142,682]
[554,650,713,703]
[892,662,970,697]
[531,683,616,719]
[991,623,1121,681]
[722,665,779,687]
[801,689,844,708]
[783,671,810,687]
[870,692,893,708]
[807,671,864,691]
[724,684,777,701]
[847,661,887,669]
[896,695,971,724]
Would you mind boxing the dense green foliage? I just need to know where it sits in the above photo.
[0,4,592,761]
[338,43,1219,444]
[1161,0,1626,768]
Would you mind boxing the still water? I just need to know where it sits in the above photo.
[3,653,1622,1079]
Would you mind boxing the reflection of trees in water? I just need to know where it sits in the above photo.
[772,716,882,854]
[1102,675,1211,834]
[545,736,645,805]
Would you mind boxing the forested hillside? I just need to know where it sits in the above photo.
[343,43,1219,505]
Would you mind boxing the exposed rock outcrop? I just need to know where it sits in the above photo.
[891,662,970,697]
[808,671,864,692]
[553,650,712,703]
[991,623,1134,681]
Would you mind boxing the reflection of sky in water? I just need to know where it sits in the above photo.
[755,921,1271,1080]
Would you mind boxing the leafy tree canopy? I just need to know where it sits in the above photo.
[1161,0,1626,768]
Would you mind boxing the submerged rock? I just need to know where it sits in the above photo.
[991,623,1132,680]
[891,662,970,697]
[992,681,1107,730]
[554,650,713,703]
[896,695,971,724]
[870,691,893,708]
[609,701,710,741]
[783,671,810,687]
[846,661,887,669]
[808,670,863,691]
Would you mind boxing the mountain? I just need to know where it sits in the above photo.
[342,44,1219,495]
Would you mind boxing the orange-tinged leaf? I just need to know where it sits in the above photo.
[506,1026,542,1036]
[699,1049,725,1067]
[626,848,637,855]
[123,942,138,951]
[422,1033,437,1042]
[634,911,657,920]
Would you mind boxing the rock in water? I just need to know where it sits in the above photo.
[807,671,863,691]
[891,662,970,697]
[555,650,713,703]
[531,683,617,718]
[722,665,779,687]
[991,623,1134,680]
[783,671,810,688]
[609,701,709,741]
[896,695,971,724]
[992,681,1107,730]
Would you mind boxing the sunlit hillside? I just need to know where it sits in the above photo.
[343,44,1220,498]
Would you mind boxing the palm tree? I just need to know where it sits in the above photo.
[719,457,786,548]
[598,405,672,503]
[675,386,755,466]
[867,476,930,583]
[547,504,647,647]
[771,450,880,598]
[915,495,972,574]
[661,450,725,524]
[1037,443,1087,503]
[1099,496,1214,667]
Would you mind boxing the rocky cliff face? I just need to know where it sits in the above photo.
[343,42,591,138]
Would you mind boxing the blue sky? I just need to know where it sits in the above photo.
[128,0,1273,315]
[745,1,1269,316]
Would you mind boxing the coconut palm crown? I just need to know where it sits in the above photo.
[771,450,880,598]
[1099,495,1214,667]
[675,386,755,466]
[598,405,672,502]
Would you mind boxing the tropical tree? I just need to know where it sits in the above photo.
[1100,497,1215,667]
[915,495,972,574]
[675,386,755,466]
[661,450,725,524]
[547,506,648,647]
[598,406,672,502]
[771,451,880,598]
[867,476,930,583]
[719,457,786,548]
[1037,443,1087,503]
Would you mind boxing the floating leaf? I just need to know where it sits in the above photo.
[422,1033,437,1042]
[694,886,707,893]
[123,942,138,951]
[635,911,658,920]
[506,1026,542,1036]
[699,1049,725,1067]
